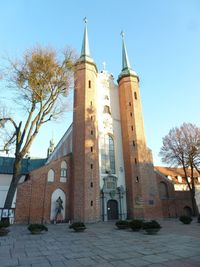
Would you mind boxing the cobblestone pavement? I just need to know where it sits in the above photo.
[0,219,200,267]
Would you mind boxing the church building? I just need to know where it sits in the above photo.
[14,21,194,224]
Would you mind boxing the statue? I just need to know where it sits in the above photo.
[55,196,63,223]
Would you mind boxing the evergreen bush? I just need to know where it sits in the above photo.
[179,215,192,224]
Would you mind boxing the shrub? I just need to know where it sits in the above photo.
[28,224,48,233]
[115,220,129,226]
[69,222,86,229]
[142,220,161,229]
[0,221,10,228]
[179,215,192,224]
[115,220,129,229]
[129,219,143,231]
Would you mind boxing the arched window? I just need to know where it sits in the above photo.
[159,182,169,199]
[101,134,115,174]
[60,161,67,183]
[48,169,54,182]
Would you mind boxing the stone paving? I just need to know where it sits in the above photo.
[0,219,200,267]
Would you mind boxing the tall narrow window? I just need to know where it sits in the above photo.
[109,135,115,174]
[131,126,133,131]
[88,80,91,88]
[91,164,93,169]
[91,130,93,135]
[130,112,132,117]
[101,134,115,174]
[133,140,135,146]
[134,92,137,100]
[91,146,93,152]
[47,169,54,182]
[60,161,67,183]
[129,102,131,106]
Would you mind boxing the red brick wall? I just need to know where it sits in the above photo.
[15,155,72,224]
[72,61,100,222]
[118,74,162,219]
[155,171,192,217]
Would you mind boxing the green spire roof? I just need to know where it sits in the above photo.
[121,31,131,71]
[79,17,94,63]
[118,31,138,81]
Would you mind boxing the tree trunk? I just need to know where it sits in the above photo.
[190,189,198,216]
[4,157,22,209]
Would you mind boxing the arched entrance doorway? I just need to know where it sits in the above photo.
[50,188,66,222]
[107,200,118,220]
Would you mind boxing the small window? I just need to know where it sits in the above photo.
[135,158,137,164]
[47,169,54,182]
[60,161,67,183]
[134,92,137,100]
[130,112,132,117]
[133,140,135,146]
[131,126,133,131]
[105,95,109,100]
[60,161,67,178]
[91,201,93,206]
[149,200,154,205]
[129,102,131,106]
[91,146,93,152]
[90,182,93,188]
[89,80,91,88]
[91,164,93,169]
[136,176,139,183]
[91,116,93,121]
[91,130,93,135]
[177,176,182,183]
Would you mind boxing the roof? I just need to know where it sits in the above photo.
[155,166,199,177]
[155,166,200,184]
[0,156,47,175]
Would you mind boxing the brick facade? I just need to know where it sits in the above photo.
[72,60,100,222]
[155,171,193,218]
[15,155,72,224]
[118,74,162,219]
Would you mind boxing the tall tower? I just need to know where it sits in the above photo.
[72,18,100,222]
[118,32,162,219]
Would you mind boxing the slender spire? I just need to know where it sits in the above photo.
[121,31,131,71]
[79,17,94,64]
[118,31,138,81]
[81,17,90,57]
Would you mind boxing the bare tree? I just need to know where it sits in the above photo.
[0,46,76,210]
[159,122,200,216]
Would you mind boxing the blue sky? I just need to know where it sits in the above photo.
[0,0,200,165]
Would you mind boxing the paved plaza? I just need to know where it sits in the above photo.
[0,219,200,267]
